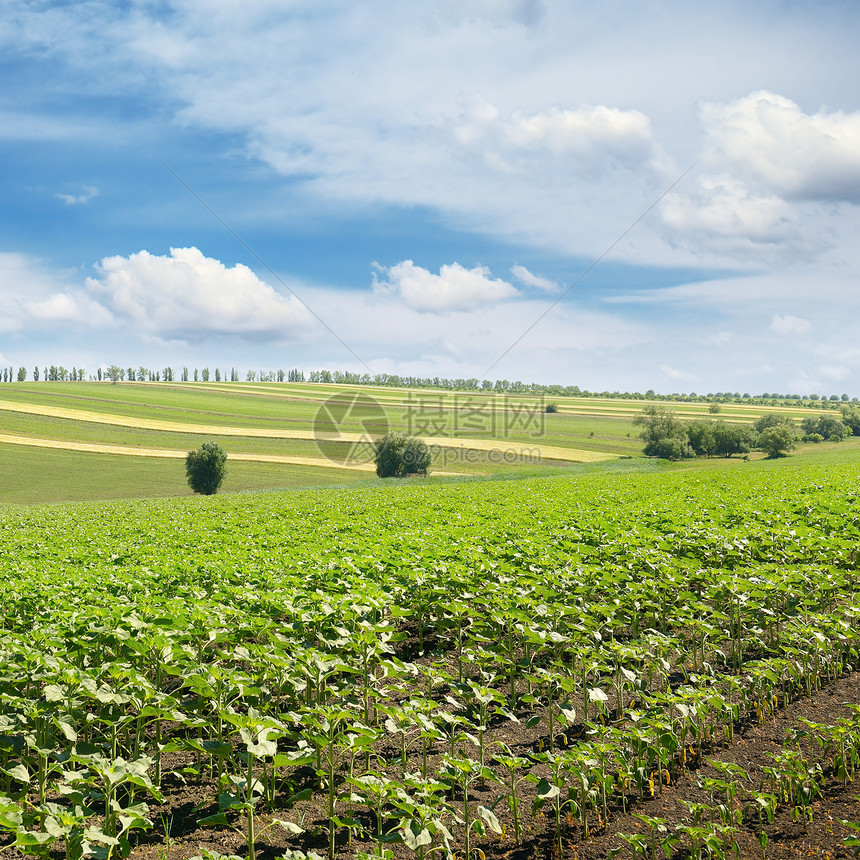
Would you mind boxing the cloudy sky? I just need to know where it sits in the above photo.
[2,1,860,395]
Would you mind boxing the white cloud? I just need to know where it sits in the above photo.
[453,96,657,175]
[701,90,860,202]
[372,260,519,312]
[770,314,811,336]
[510,264,558,292]
[26,291,113,325]
[86,247,312,341]
[56,186,99,205]
[660,176,811,261]
[0,252,112,333]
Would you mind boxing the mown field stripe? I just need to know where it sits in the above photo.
[0,433,383,472]
[0,399,613,463]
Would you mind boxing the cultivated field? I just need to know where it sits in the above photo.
[0,382,846,504]
[1,455,860,860]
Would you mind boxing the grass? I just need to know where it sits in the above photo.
[0,445,367,505]
[0,381,854,505]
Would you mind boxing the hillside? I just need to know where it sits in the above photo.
[0,381,851,504]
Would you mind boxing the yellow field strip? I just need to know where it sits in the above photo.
[0,433,383,472]
[0,399,615,463]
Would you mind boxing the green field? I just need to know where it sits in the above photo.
[1,455,859,860]
[0,382,850,505]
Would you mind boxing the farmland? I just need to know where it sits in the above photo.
[2,456,860,859]
[0,382,848,504]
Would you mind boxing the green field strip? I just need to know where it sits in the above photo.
[0,432,385,471]
[0,398,616,463]
[0,411,336,457]
[0,447,367,504]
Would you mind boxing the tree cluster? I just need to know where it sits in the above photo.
[633,406,857,461]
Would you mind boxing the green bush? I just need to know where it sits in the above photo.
[759,425,798,458]
[186,442,227,495]
[374,433,431,478]
[643,436,694,461]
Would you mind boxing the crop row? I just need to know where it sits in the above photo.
[1,465,859,858]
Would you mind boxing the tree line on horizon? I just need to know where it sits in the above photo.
[4,364,858,407]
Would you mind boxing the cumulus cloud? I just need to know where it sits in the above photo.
[27,291,113,325]
[86,247,311,340]
[56,186,99,205]
[701,90,860,202]
[372,260,519,312]
[454,96,656,174]
[511,264,558,292]
[0,252,112,333]
[660,176,812,260]
[770,314,811,336]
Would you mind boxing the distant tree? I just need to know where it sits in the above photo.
[33,367,39,381]
[215,368,222,382]
[97,367,102,381]
[127,368,136,381]
[840,405,860,436]
[16,367,26,381]
[686,419,716,456]
[106,365,124,383]
[185,442,227,495]
[633,405,693,459]
[645,435,695,461]
[708,403,721,414]
[759,425,797,458]
[801,414,847,441]
[374,433,431,478]
[545,403,559,414]
[755,413,795,434]
[194,369,199,382]
[710,421,755,458]
[201,367,210,382]
[182,367,189,382]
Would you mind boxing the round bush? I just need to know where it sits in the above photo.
[186,442,227,495]
[374,432,431,478]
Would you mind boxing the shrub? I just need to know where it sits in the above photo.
[186,442,227,495]
[643,436,694,461]
[802,433,824,443]
[545,403,559,414]
[374,433,431,478]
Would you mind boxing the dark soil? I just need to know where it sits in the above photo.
[4,667,859,860]
[125,671,860,860]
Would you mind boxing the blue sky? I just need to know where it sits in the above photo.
[2,1,860,395]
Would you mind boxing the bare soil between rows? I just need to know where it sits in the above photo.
[56,672,860,860]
